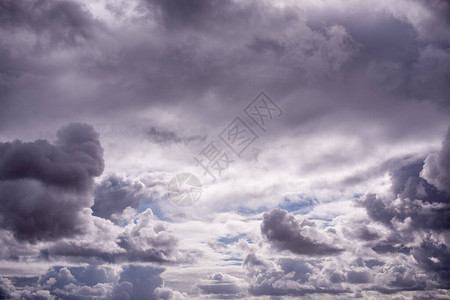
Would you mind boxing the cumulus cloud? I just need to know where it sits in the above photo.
[242,128,450,296]
[154,286,186,300]
[359,155,450,232]
[0,123,104,242]
[422,128,450,193]
[197,272,247,299]
[0,264,179,300]
[113,265,164,300]
[0,277,16,299]
[261,208,343,255]
[243,253,350,296]
[413,237,450,287]
[354,129,450,290]
[92,174,150,222]
[43,209,195,264]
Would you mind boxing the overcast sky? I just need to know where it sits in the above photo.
[0,0,450,299]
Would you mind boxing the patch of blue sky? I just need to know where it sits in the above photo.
[137,199,172,222]
[218,233,248,244]
[236,205,269,216]
[224,257,243,262]
[279,194,317,214]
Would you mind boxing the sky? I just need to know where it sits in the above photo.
[0,0,450,299]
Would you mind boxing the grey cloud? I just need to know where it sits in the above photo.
[0,123,103,189]
[412,0,450,42]
[45,210,189,264]
[261,208,343,255]
[2,264,172,300]
[242,245,435,296]
[0,0,97,45]
[0,123,104,242]
[0,277,16,299]
[352,129,450,290]
[147,127,206,145]
[154,286,186,300]
[198,273,247,299]
[144,0,236,30]
[0,264,180,300]
[422,127,450,193]
[116,210,179,263]
[412,238,450,287]
[243,253,350,297]
[38,265,117,299]
[92,175,148,221]
[0,0,450,298]
[346,270,371,284]
[358,155,450,232]
[92,172,170,225]
[0,0,361,134]
[114,265,164,300]
[0,0,448,139]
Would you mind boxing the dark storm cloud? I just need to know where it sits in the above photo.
[358,151,450,232]
[0,123,104,242]
[113,265,164,300]
[92,172,172,225]
[0,277,16,299]
[92,175,148,221]
[1,264,176,300]
[144,0,232,29]
[261,208,343,255]
[1,0,448,140]
[340,155,423,186]
[352,129,450,289]
[146,127,206,145]
[413,238,450,287]
[303,1,450,109]
[0,0,97,45]
[0,123,103,189]
[0,0,359,133]
[0,0,449,298]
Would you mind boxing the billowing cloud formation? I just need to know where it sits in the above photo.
[0,0,450,298]
[355,129,450,289]
[0,123,104,242]
[92,175,149,221]
[1,264,182,300]
[45,209,188,264]
[243,253,352,296]
[359,130,450,233]
[422,128,450,193]
[236,129,450,297]
[261,208,342,255]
